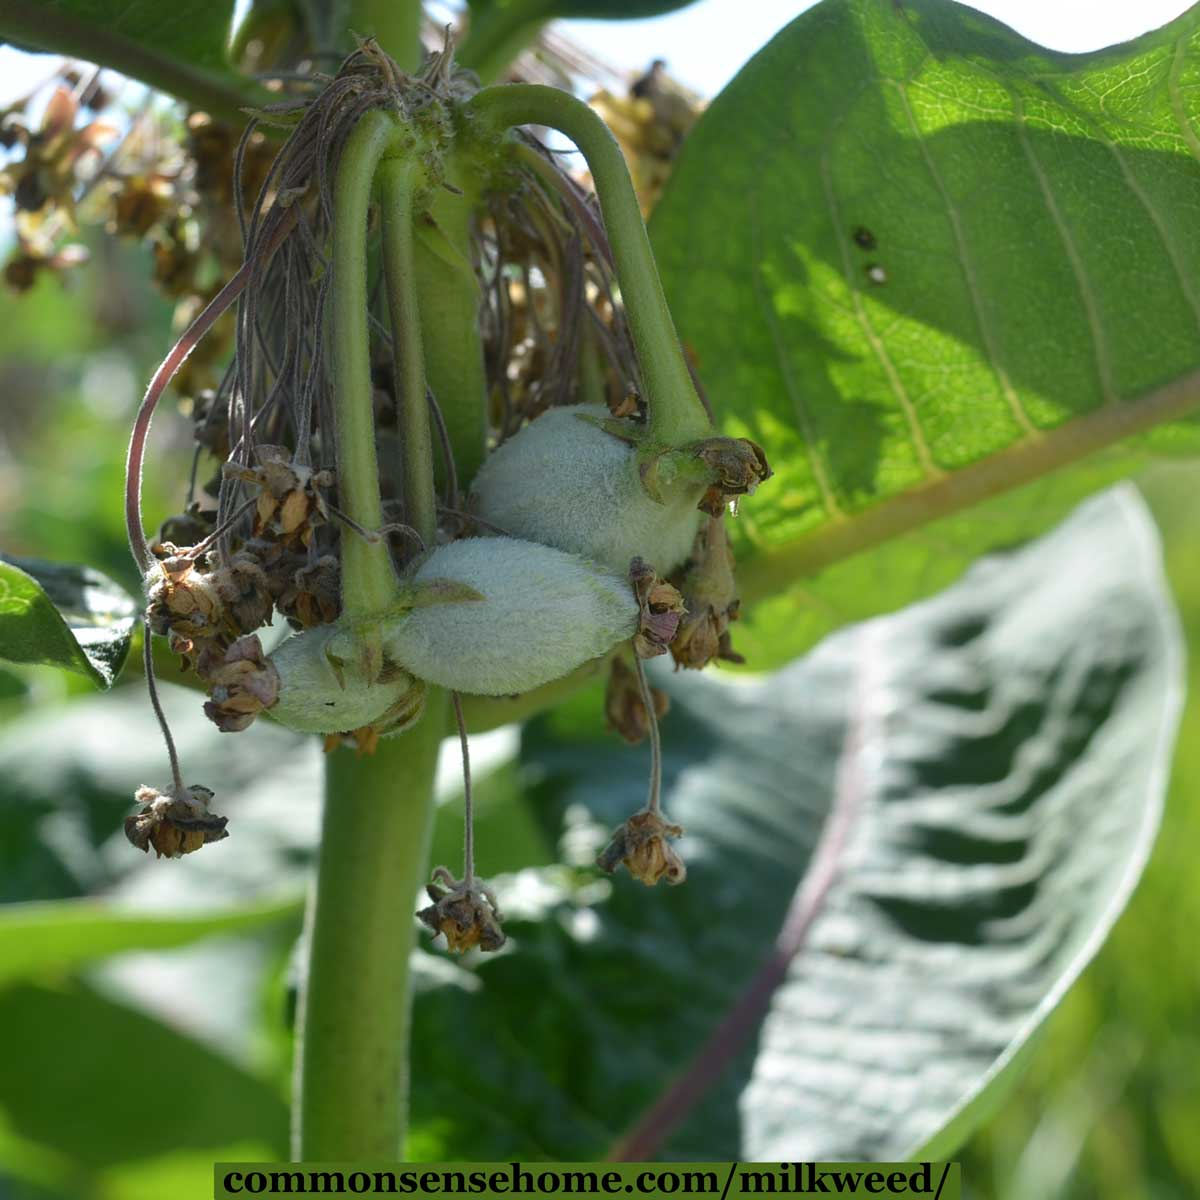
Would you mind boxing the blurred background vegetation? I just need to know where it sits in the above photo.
[0,22,1198,1200]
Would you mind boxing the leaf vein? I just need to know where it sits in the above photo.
[1105,138,1200,337]
[1169,36,1200,165]
[893,80,1039,440]
[1010,93,1118,405]
[818,138,943,478]
[748,188,845,520]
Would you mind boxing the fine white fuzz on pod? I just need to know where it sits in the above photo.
[268,624,420,735]
[469,404,705,574]
[385,537,639,695]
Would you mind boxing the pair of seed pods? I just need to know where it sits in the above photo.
[269,404,706,734]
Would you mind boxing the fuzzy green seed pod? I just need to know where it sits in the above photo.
[469,404,706,574]
[384,537,639,696]
[268,623,422,735]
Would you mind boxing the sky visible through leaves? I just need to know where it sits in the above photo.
[559,0,1196,95]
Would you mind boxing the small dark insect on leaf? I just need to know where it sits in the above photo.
[852,225,877,250]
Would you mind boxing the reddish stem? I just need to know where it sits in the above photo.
[124,207,298,576]
[608,676,871,1161]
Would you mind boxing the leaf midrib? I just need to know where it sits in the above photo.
[607,624,876,1161]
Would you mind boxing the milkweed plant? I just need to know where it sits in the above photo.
[1,0,1198,1179]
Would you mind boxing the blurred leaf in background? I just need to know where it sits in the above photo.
[0,555,136,686]
[958,461,1200,1200]
[405,488,1182,1163]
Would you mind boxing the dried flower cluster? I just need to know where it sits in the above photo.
[1,67,278,400]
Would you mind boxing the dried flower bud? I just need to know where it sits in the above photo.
[470,404,706,574]
[608,391,643,420]
[13,168,49,213]
[605,655,669,744]
[688,436,771,516]
[203,634,281,732]
[212,553,274,634]
[276,555,341,628]
[224,445,333,547]
[630,558,685,658]
[111,174,171,238]
[384,537,640,696]
[417,870,506,953]
[124,783,228,859]
[145,552,224,642]
[670,517,743,669]
[597,808,686,886]
[4,252,41,293]
[240,536,302,602]
[156,505,213,549]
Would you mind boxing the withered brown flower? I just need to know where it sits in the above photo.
[417,868,506,953]
[630,557,686,658]
[124,783,228,859]
[690,436,771,516]
[669,516,744,670]
[203,634,281,732]
[596,808,686,886]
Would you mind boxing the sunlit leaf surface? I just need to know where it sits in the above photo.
[653,0,1200,664]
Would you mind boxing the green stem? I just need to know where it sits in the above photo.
[414,155,490,488]
[379,160,438,545]
[466,84,712,444]
[578,319,608,409]
[293,692,447,1160]
[331,109,404,663]
[348,0,424,71]
[457,1,549,84]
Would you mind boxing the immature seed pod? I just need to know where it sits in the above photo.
[268,623,422,735]
[384,537,639,696]
[470,404,706,575]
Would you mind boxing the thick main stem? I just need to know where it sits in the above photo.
[466,84,712,443]
[293,693,447,1160]
[295,104,444,1163]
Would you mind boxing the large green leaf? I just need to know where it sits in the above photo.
[0,556,136,688]
[651,0,1200,667]
[0,895,301,987]
[0,0,260,123]
[408,487,1182,1161]
[0,981,288,1170]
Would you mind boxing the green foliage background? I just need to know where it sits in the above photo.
[1,0,1199,1190]
[0,227,1196,1197]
